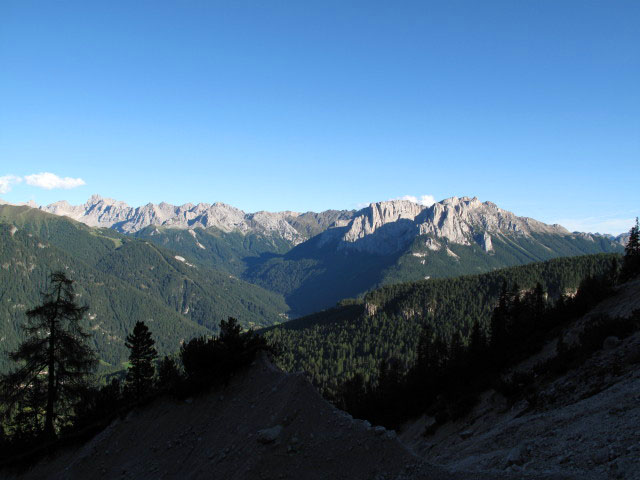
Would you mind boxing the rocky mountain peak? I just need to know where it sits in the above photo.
[34,194,614,256]
[38,195,355,245]
[322,196,575,254]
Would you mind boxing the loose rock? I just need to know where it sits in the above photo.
[256,425,283,444]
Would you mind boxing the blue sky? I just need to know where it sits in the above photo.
[0,1,638,234]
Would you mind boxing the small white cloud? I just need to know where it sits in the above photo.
[24,172,86,190]
[0,175,22,194]
[557,216,636,235]
[395,194,436,207]
[418,195,436,206]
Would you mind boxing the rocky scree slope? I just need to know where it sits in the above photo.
[6,353,573,480]
[400,278,640,480]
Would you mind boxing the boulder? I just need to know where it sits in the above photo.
[506,445,526,466]
[256,425,283,444]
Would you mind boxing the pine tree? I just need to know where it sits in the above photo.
[157,356,181,392]
[0,272,97,439]
[124,321,157,401]
[621,217,640,281]
[532,282,546,319]
[468,320,487,371]
[449,331,466,371]
[490,280,509,365]
[337,373,367,419]
[415,324,435,375]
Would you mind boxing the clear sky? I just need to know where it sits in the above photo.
[1,1,638,234]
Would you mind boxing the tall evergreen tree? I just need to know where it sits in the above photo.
[0,272,97,439]
[490,280,509,364]
[125,321,157,401]
[532,282,546,319]
[621,217,640,281]
[468,320,487,371]
[415,324,436,375]
[157,356,181,392]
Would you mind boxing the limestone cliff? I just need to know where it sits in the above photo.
[321,196,572,254]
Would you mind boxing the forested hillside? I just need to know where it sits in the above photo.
[263,254,621,393]
[380,232,623,285]
[0,206,289,371]
[0,224,209,371]
[93,240,288,331]
[132,227,623,317]
[253,232,621,316]
[133,226,292,277]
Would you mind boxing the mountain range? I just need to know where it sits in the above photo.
[0,195,627,372]
[34,194,628,248]
[38,194,354,245]
[29,195,628,314]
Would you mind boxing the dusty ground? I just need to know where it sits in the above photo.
[401,280,640,480]
[2,353,572,480]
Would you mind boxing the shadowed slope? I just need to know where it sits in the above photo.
[6,354,573,480]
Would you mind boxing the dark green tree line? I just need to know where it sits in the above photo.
[265,254,620,395]
[332,263,626,430]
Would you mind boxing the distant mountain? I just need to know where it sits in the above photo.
[40,194,355,245]
[318,197,569,254]
[246,197,624,314]
[38,195,625,316]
